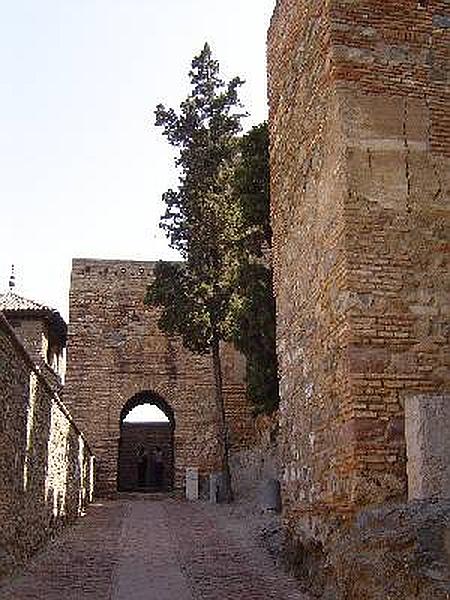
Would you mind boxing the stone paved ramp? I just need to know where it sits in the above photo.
[111,501,192,600]
[0,498,307,600]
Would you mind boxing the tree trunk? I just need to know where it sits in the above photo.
[211,331,233,503]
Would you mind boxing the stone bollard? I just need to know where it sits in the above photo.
[88,456,96,502]
[185,467,199,501]
[260,478,281,512]
[405,394,450,501]
[209,473,219,503]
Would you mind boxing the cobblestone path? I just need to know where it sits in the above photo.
[0,498,307,600]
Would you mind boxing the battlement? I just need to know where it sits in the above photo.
[71,258,164,284]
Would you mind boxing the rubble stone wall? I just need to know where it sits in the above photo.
[268,0,450,535]
[230,413,280,506]
[0,313,94,579]
[64,259,254,497]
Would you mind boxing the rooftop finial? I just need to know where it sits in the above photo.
[9,264,15,290]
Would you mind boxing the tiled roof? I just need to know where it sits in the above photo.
[0,291,67,343]
[0,291,54,313]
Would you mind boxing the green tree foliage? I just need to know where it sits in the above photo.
[232,123,280,415]
[235,123,271,256]
[146,43,247,502]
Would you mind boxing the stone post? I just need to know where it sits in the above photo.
[185,467,199,501]
[260,478,281,512]
[405,394,450,501]
[209,473,219,503]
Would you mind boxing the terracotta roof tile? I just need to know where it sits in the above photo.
[0,291,54,313]
[0,291,67,344]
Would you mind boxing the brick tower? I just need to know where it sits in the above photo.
[268,0,450,535]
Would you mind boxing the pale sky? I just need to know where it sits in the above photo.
[124,404,169,423]
[0,0,276,319]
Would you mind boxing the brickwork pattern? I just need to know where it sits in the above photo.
[64,259,254,496]
[0,313,94,579]
[268,0,450,530]
[269,0,355,526]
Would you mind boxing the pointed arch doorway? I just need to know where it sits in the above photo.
[118,391,175,492]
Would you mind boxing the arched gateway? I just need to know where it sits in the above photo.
[118,391,174,492]
[63,259,254,497]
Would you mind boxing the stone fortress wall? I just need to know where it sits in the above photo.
[268,0,449,596]
[0,313,94,579]
[269,0,449,528]
[63,258,254,497]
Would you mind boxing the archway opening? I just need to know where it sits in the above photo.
[118,391,175,493]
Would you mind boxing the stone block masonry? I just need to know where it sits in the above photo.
[64,259,254,497]
[268,0,450,535]
[405,393,450,500]
[0,313,94,580]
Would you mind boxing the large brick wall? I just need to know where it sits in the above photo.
[0,313,94,579]
[268,0,450,534]
[64,259,253,496]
